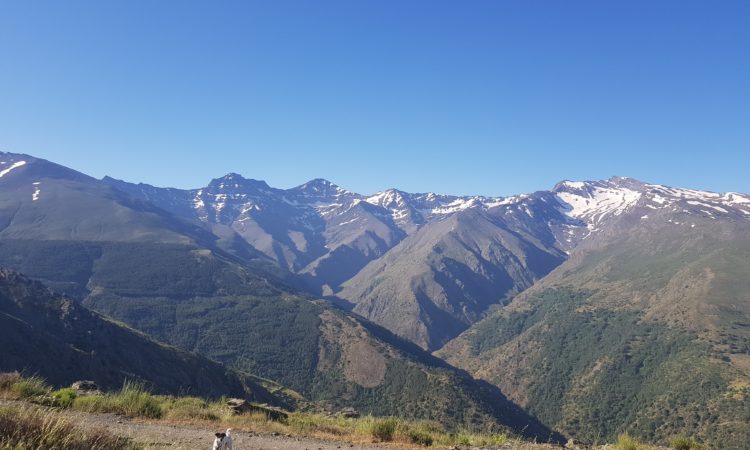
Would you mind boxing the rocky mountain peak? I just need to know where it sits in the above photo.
[291,178,352,200]
[206,173,270,192]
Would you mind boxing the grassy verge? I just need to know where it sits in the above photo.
[0,404,139,450]
[0,373,704,449]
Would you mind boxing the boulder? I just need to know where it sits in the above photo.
[336,407,360,419]
[70,380,101,395]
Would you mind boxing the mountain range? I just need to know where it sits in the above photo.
[0,151,553,439]
[1,150,749,447]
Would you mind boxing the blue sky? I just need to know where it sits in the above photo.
[1,1,748,196]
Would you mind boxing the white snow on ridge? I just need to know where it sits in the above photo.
[560,180,586,189]
[193,190,205,209]
[364,189,510,222]
[723,192,750,205]
[644,184,750,217]
[686,201,728,214]
[556,186,641,227]
[555,179,750,228]
[366,190,408,208]
[648,184,739,204]
[32,182,41,201]
[0,160,26,178]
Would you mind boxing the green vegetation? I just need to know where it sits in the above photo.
[9,376,49,399]
[73,381,163,419]
[407,429,434,446]
[0,405,139,450]
[0,265,549,437]
[51,388,78,408]
[0,240,274,302]
[456,287,750,447]
[161,396,221,421]
[0,270,255,400]
[370,417,397,441]
[616,433,642,450]
[0,240,101,299]
[86,292,547,435]
[670,436,702,450]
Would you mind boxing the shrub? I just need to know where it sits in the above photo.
[73,381,162,419]
[474,433,509,446]
[616,433,641,450]
[163,397,219,421]
[111,381,162,419]
[10,376,50,398]
[0,405,139,449]
[452,433,472,445]
[51,388,78,408]
[671,436,701,450]
[73,394,113,413]
[407,429,434,446]
[370,418,397,441]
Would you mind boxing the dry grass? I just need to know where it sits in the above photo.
[0,373,700,449]
[0,404,140,450]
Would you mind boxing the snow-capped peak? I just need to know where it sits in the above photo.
[554,176,750,227]
[208,173,269,190]
[365,189,410,209]
[293,178,352,198]
[554,178,643,228]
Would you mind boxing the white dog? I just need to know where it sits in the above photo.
[212,429,233,450]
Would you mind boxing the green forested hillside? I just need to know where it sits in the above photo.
[440,217,750,449]
[0,269,279,402]
[83,275,555,438]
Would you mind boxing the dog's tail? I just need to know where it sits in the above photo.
[225,428,232,437]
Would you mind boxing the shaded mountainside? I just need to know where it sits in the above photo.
[439,213,750,448]
[0,269,281,403]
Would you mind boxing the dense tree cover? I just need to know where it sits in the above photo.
[465,288,750,447]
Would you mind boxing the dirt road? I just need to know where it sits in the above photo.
[1,400,562,450]
[64,409,389,450]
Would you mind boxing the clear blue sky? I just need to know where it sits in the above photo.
[1,1,748,196]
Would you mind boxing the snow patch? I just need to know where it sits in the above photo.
[651,195,667,204]
[193,190,205,209]
[0,160,26,178]
[560,181,586,189]
[338,217,360,226]
[686,201,728,214]
[556,186,641,228]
